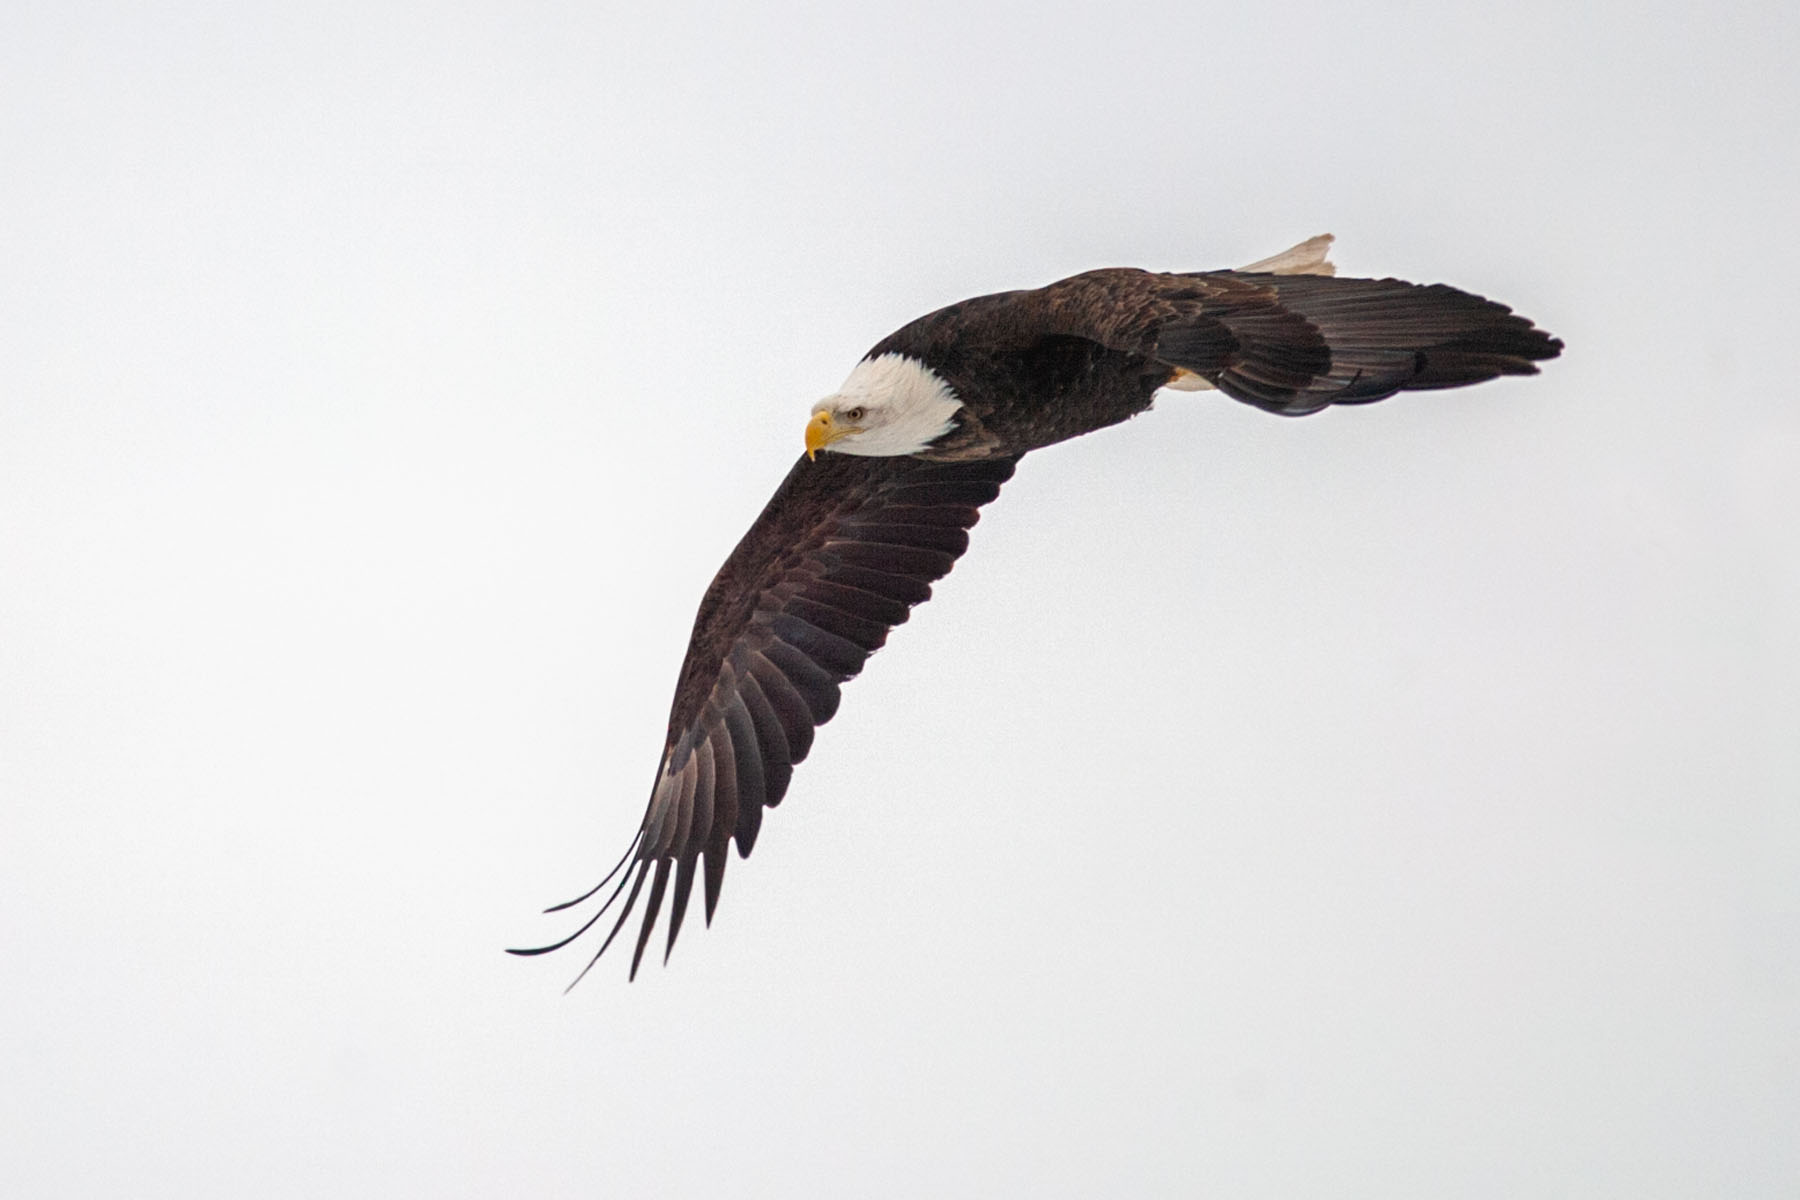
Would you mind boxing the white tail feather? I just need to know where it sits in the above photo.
[1239,233,1336,277]
[1163,369,1214,392]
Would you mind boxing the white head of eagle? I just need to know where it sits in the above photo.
[806,353,963,459]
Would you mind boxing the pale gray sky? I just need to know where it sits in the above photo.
[3,1,1797,1196]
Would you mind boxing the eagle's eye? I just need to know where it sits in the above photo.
[844,406,866,423]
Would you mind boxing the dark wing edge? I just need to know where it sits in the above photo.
[510,451,1019,985]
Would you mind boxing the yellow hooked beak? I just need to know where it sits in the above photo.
[804,410,855,460]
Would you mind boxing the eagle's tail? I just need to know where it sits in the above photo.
[1237,232,1338,277]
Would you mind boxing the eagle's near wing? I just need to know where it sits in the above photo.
[512,452,1018,982]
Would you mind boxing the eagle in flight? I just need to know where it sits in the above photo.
[511,235,1562,983]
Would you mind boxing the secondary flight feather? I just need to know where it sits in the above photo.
[511,235,1562,982]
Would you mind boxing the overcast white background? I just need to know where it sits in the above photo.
[4,2,1797,1196]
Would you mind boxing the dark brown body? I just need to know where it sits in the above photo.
[873,293,1171,458]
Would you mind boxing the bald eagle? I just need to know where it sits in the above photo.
[513,235,1562,982]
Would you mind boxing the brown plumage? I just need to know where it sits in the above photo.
[512,236,1561,982]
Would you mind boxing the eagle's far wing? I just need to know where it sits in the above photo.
[1187,270,1565,414]
[1036,263,1562,417]
[512,451,1018,982]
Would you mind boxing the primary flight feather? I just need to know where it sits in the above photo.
[511,235,1562,982]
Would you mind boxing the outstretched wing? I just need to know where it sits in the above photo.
[1170,269,1562,414]
[513,451,1018,982]
[1034,257,1563,416]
